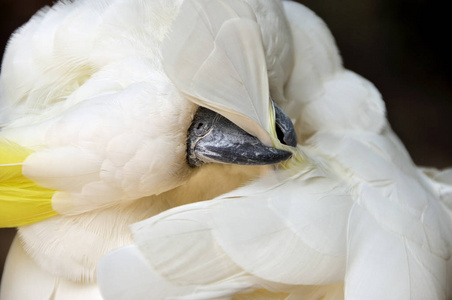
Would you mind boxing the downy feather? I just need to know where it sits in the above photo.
[1,236,102,300]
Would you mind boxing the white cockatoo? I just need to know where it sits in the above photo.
[0,1,451,300]
[97,1,452,299]
[0,0,293,298]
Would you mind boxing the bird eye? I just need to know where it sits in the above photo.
[191,120,211,137]
[196,122,204,130]
[188,107,216,138]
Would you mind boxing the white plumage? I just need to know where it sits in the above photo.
[0,0,451,299]
[98,1,452,299]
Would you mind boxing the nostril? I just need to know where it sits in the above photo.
[196,122,204,130]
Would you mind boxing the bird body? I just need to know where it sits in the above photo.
[98,1,452,299]
[0,0,451,299]
[0,0,289,297]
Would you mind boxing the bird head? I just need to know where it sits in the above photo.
[165,0,297,169]
[0,0,298,284]
[0,0,297,223]
[186,104,296,168]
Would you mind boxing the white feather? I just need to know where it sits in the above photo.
[98,245,197,300]
[241,0,293,105]
[1,236,102,300]
[307,130,452,299]
[98,154,353,299]
[162,0,273,145]
[98,132,452,299]
[282,1,385,140]
[3,70,196,215]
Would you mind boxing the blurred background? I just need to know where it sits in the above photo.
[0,0,451,283]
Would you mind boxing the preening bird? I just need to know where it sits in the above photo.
[0,0,451,300]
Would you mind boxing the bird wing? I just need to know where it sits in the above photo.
[97,132,452,300]
[0,81,174,218]
[98,156,353,299]
[308,130,452,300]
[282,5,452,296]
[420,166,452,216]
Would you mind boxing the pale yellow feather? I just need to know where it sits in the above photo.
[0,140,57,227]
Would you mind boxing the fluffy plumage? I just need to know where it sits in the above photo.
[0,0,270,297]
[1,0,451,299]
[97,1,452,299]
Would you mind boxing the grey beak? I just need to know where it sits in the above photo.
[273,102,297,147]
[187,104,297,168]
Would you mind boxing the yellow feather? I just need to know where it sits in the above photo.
[0,140,58,227]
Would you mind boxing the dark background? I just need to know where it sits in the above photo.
[0,0,451,283]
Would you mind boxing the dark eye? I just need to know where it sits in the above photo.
[188,106,216,138]
[196,122,204,130]
[191,120,211,137]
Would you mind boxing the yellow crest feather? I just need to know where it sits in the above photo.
[0,140,58,227]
